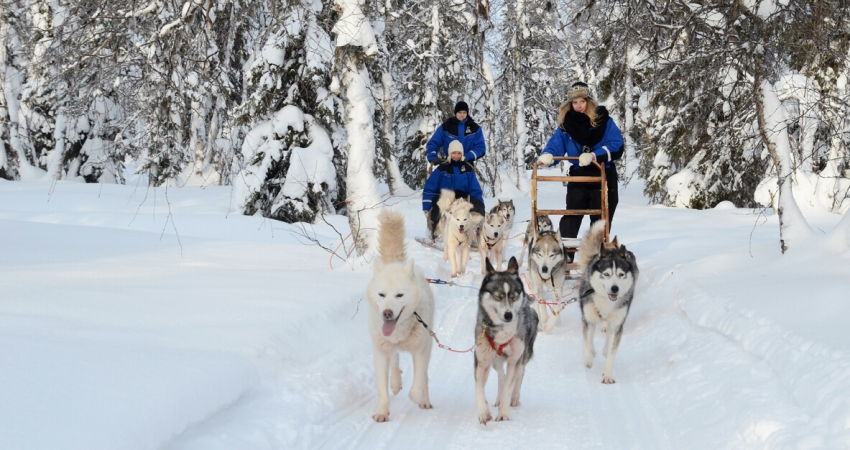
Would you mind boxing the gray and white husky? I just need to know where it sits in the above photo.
[528,229,568,332]
[518,215,553,267]
[577,220,638,384]
[474,257,538,424]
[489,200,515,261]
[478,212,506,274]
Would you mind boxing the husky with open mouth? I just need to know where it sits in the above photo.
[474,257,538,424]
[367,210,435,422]
[577,220,638,384]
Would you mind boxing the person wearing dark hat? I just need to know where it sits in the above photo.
[536,82,624,259]
[425,101,487,165]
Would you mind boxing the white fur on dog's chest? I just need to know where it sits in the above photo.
[586,294,625,323]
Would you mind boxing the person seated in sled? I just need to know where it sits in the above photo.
[426,101,487,166]
[423,140,486,240]
[536,81,624,260]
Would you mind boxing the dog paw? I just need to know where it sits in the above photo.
[408,389,421,404]
[585,358,594,369]
[510,399,521,407]
[478,411,492,425]
[495,413,511,422]
[602,373,616,384]
[418,401,433,410]
[372,412,390,422]
[391,381,402,396]
[601,322,608,333]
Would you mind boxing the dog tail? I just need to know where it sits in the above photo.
[377,209,407,265]
[437,189,456,214]
[577,220,607,272]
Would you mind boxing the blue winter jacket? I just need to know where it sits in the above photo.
[426,116,487,163]
[422,160,484,211]
[541,114,624,173]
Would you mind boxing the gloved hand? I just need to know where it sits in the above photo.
[537,154,554,166]
[579,152,595,167]
[429,157,442,166]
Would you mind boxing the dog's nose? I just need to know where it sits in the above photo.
[383,309,394,320]
[541,266,548,273]
[459,225,464,230]
[611,286,619,294]
[494,232,499,238]
[503,311,513,322]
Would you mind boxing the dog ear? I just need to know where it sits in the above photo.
[599,241,607,255]
[507,257,519,274]
[404,259,415,277]
[611,235,619,248]
[618,245,628,257]
[485,257,497,275]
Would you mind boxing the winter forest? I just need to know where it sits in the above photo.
[2,0,850,252]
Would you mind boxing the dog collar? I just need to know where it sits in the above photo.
[486,333,514,356]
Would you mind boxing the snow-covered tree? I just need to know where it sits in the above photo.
[232,0,343,224]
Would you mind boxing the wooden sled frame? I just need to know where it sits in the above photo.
[531,156,610,276]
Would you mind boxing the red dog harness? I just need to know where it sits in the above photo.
[486,334,514,356]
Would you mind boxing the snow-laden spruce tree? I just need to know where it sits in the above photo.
[334,0,383,255]
[496,0,570,191]
[232,0,344,224]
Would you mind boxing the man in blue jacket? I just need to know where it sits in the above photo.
[423,141,485,239]
[426,101,487,165]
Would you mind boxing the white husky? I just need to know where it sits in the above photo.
[367,210,435,422]
[439,189,481,278]
[489,199,515,262]
[479,212,506,274]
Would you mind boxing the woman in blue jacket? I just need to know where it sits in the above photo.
[537,82,624,256]
[426,101,487,165]
[423,140,485,239]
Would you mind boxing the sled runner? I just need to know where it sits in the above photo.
[415,236,444,251]
[531,156,610,281]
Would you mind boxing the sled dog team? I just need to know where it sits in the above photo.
[367,209,639,424]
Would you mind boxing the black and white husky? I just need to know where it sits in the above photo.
[474,257,538,424]
[518,215,553,267]
[528,229,568,332]
[577,220,638,384]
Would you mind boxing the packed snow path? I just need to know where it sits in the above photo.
[1,178,848,450]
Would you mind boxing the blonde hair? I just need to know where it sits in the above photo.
[558,97,600,128]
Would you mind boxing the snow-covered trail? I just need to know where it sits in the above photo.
[270,185,829,450]
[3,178,848,450]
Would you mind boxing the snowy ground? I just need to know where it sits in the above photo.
[1,172,849,450]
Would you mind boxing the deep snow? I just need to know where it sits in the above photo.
[1,170,848,449]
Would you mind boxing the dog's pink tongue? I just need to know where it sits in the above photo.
[382,320,397,336]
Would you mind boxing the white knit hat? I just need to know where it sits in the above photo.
[448,140,464,160]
